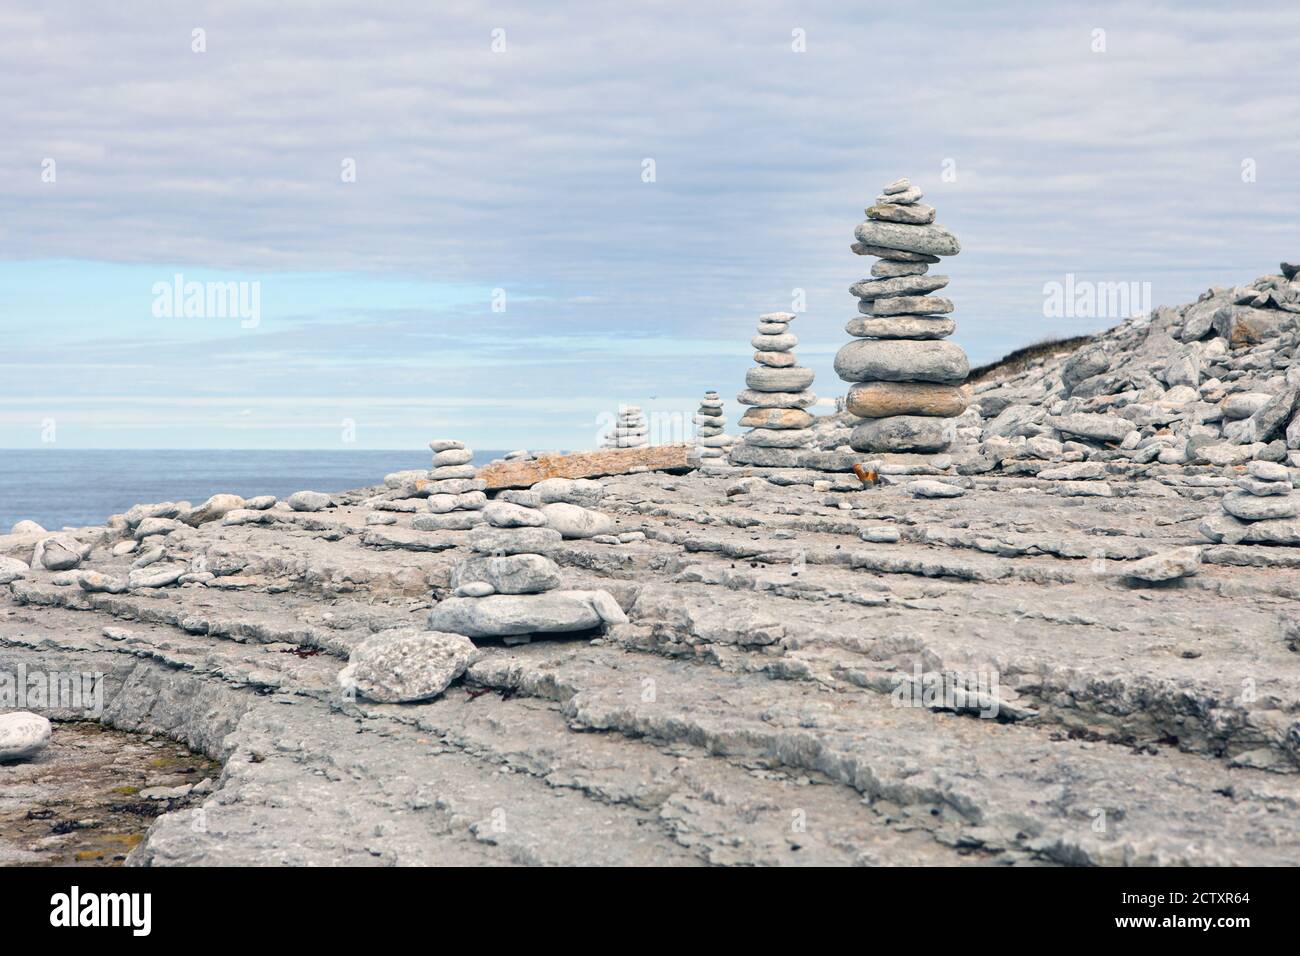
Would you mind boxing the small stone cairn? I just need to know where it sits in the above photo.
[602,405,648,449]
[1201,460,1300,545]
[834,177,970,454]
[728,312,817,467]
[409,439,488,530]
[426,489,628,644]
[691,390,734,461]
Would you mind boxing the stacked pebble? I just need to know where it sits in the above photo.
[603,405,648,449]
[1221,461,1299,524]
[426,490,627,644]
[409,439,489,531]
[729,312,817,467]
[691,390,734,460]
[834,177,970,453]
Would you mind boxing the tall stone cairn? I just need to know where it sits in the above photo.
[729,312,817,467]
[834,177,970,453]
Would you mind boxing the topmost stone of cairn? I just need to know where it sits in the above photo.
[836,178,970,454]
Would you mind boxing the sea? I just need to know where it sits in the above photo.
[0,449,508,531]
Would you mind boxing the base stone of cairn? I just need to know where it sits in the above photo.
[728,313,817,467]
[690,390,735,462]
[426,489,628,644]
[603,405,648,449]
[835,178,970,454]
[1201,460,1300,545]
[406,439,489,530]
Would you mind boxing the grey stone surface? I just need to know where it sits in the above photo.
[1123,547,1202,583]
[865,295,954,316]
[289,491,332,512]
[846,316,955,340]
[835,340,970,383]
[451,554,562,594]
[850,275,949,300]
[338,628,478,702]
[427,590,628,637]
[0,712,52,761]
[853,220,961,257]
[851,416,954,452]
[745,366,816,392]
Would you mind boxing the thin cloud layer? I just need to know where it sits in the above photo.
[2,2,1297,447]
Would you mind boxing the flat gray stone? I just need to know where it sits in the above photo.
[850,416,954,453]
[426,590,629,638]
[851,242,939,263]
[872,260,930,278]
[854,220,961,257]
[742,427,814,448]
[865,295,954,317]
[745,366,815,393]
[1221,491,1300,521]
[540,502,614,539]
[338,628,477,702]
[850,275,949,300]
[907,479,964,498]
[751,333,797,352]
[1124,547,1202,583]
[468,526,564,555]
[410,512,484,532]
[483,501,548,528]
[288,491,332,512]
[452,553,562,594]
[0,712,52,761]
[846,316,955,340]
[1048,413,1138,444]
[834,340,970,384]
[866,202,935,224]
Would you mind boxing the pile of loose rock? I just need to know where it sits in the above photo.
[426,489,627,643]
[835,178,969,454]
[603,405,649,449]
[967,264,1299,498]
[729,312,817,467]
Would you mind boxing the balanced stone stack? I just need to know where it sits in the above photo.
[729,312,817,467]
[1201,460,1300,545]
[834,178,970,453]
[602,405,648,449]
[410,439,488,531]
[426,491,628,643]
[691,391,734,461]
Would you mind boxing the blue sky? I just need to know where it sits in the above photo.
[2,1,1298,449]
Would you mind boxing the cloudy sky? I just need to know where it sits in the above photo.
[2,1,1297,449]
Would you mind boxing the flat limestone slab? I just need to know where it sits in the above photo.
[478,445,694,489]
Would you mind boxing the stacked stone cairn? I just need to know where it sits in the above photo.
[407,439,488,531]
[1201,460,1300,545]
[691,391,734,461]
[834,177,970,454]
[728,312,817,467]
[426,488,628,644]
[602,405,648,449]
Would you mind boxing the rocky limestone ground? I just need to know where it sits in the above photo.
[1,269,1299,867]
